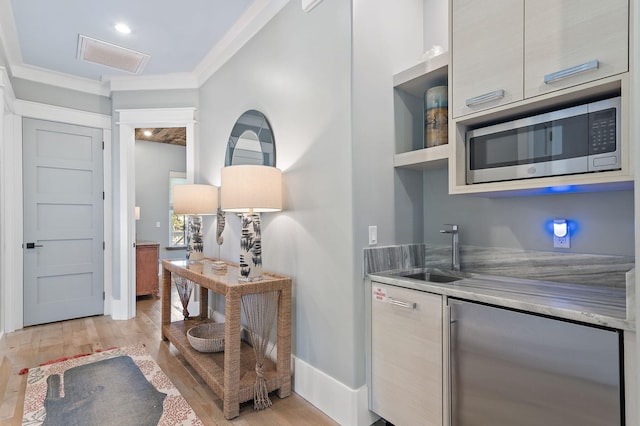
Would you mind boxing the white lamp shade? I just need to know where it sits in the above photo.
[221,165,282,213]
[173,184,218,215]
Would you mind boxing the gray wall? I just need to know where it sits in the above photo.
[134,140,186,260]
[111,89,199,110]
[423,168,635,256]
[352,0,427,389]
[198,1,355,386]
[11,78,111,115]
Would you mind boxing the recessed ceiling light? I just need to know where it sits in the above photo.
[115,23,131,34]
[143,130,152,137]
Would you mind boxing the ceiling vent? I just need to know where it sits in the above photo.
[77,34,150,74]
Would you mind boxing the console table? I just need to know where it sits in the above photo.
[161,258,291,419]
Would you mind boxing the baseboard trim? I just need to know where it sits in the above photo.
[209,308,379,425]
[293,356,379,426]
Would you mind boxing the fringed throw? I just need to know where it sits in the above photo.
[241,291,280,410]
[173,275,194,320]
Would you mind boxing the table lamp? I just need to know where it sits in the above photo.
[221,165,282,281]
[173,184,218,261]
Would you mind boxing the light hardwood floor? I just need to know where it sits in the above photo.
[0,287,339,426]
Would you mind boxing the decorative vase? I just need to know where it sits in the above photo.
[186,215,204,261]
[425,85,448,148]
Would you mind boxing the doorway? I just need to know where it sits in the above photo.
[134,128,187,300]
[115,108,195,320]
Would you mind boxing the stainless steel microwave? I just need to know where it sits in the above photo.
[466,97,621,184]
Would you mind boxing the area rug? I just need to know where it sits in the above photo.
[22,343,203,425]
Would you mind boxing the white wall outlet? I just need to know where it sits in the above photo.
[155,221,161,228]
[554,233,570,248]
[368,226,378,245]
[553,219,570,248]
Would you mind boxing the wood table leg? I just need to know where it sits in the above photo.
[223,290,242,419]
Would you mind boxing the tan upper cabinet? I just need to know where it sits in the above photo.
[451,0,524,118]
[524,0,628,98]
[452,0,629,119]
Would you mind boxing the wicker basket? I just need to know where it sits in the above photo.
[187,323,225,353]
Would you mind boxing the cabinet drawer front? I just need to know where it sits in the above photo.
[371,283,442,425]
[524,0,628,98]
[451,0,524,118]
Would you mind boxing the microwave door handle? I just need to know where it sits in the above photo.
[546,126,552,157]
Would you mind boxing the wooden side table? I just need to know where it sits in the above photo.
[161,258,292,419]
[136,241,159,296]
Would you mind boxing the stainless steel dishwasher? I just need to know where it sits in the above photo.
[449,299,623,426]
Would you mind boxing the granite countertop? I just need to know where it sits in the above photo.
[368,267,632,331]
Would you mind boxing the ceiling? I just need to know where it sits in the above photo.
[0,0,288,91]
[135,127,185,146]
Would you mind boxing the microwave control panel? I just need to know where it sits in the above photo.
[589,108,617,154]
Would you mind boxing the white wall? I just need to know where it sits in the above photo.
[11,78,111,115]
[134,140,186,259]
[198,0,355,390]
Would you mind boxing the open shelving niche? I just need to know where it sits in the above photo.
[393,52,449,170]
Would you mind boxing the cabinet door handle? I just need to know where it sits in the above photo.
[544,59,599,84]
[465,89,505,107]
[388,297,417,309]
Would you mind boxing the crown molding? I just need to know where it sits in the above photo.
[12,64,110,97]
[194,0,290,86]
[106,72,199,92]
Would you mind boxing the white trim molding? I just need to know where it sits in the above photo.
[14,100,112,129]
[293,356,379,426]
[11,64,110,97]
[194,0,289,86]
[114,107,196,320]
[0,66,16,106]
[0,71,17,335]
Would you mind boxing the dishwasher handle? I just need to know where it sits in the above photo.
[388,297,417,310]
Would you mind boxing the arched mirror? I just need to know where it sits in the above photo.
[225,110,276,166]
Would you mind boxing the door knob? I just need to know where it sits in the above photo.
[25,242,43,249]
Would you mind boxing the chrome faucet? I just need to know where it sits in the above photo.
[440,224,460,271]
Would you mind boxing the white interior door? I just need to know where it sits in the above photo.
[23,118,104,326]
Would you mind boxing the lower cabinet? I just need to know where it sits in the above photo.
[370,282,443,425]
[136,242,159,296]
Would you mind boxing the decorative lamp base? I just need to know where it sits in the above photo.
[186,215,204,261]
[239,213,263,281]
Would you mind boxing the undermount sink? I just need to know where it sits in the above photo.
[400,271,462,284]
